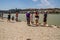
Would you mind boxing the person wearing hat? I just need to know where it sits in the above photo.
[26,11,31,26]
[43,11,47,26]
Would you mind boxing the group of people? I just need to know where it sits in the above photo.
[7,12,18,22]
[26,11,47,26]
[7,11,47,26]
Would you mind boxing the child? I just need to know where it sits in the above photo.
[12,16,14,21]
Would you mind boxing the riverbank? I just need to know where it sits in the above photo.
[0,19,60,40]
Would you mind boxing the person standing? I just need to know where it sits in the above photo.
[2,12,3,19]
[16,12,18,22]
[34,11,39,26]
[43,11,47,26]
[7,12,11,22]
[30,12,34,25]
[26,11,30,26]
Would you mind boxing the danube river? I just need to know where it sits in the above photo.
[3,13,60,26]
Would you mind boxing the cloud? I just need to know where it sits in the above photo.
[37,0,54,8]
[32,0,38,2]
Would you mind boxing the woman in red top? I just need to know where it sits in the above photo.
[16,12,18,22]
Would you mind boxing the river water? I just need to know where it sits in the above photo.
[3,13,60,26]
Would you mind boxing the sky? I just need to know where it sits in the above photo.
[0,0,60,10]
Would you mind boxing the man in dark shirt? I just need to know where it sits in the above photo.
[7,12,11,22]
[43,11,47,26]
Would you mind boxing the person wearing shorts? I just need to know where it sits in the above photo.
[16,12,18,22]
[30,12,34,25]
[43,11,47,26]
[35,11,39,26]
[26,11,30,26]
[7,12,11,22]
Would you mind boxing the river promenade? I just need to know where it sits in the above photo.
[0,18,60,40]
